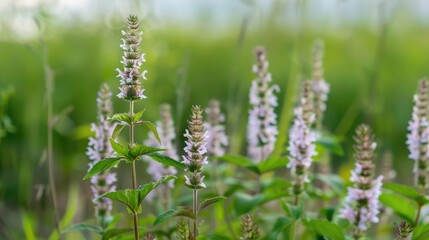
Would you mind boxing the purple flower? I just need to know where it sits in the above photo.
[339,124,383,237]
[247,47,279,163]
[205,99,228,157]
[116,15,147,101]
[86,84,116,226]
[311,40,330,128]
[183,105,208,189]
[406,79,429,191]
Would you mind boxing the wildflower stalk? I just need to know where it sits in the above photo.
[339,124,383,239]
[116,14,147,240]
[395,221,413,240]
[240,214,259,240]
[183,105,208,238]
[407,78,429,194]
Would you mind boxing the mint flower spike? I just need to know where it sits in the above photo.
[183,105,208,189]
[144,104,178,194]
[339,124,383,238]
[116,14,147,101]
[205,99,228,157]
[311,40,330,129]
[247,47,279,163]
[407,78,429,192]
[86,83,117,227]
[287,81,317,197]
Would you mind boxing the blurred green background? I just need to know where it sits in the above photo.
[1,0,429,238]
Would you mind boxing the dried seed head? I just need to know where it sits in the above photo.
[176,218,190,240]
[247,47,279,163]
[395,221,413,240]
[143,233,156,240]
[116,15,147,101]
[240,214,260,240]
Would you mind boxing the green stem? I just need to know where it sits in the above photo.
[129,101,139,240]
[414,203,423,226]
[193,189,198,238]
[289,220,296,240]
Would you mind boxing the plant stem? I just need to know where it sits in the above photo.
[289,220,296,240]
[294,194,299,206]
[129,101,139,240]
[414,203,422,226]
[45,61,62,239]
[193,189,198,238]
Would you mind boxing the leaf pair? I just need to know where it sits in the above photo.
[153,196,227,226]
[63,224,134,240]
[101,176,177,214]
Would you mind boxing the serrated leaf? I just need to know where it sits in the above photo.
[84,157,123,180]
[379,193,416,223]
[412,223,429,240]
[109,113,131,124]
[257,157,289,174]
[101,176,176,213]
[133,109,145,123]
[129,144,164,159]
[383,183,429,205]
[198,196,226,214]
[111,124,125,139]
[101,227,134,240]
[153,209,176,226]
[62,223,102,234]
[267,217,293,240]
[147,152,186,169]
[110,139,129,158]
[301,219,345,240]
[141,121,161,144]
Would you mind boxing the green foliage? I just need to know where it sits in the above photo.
[140,120,161,144]
[412,223,429,240]
[379,193,416,223]
[101,176,176,214]
[280,200,303,220]
[218,155,289,175]
[301,219,346,240]
[84,157,123,180]
[383,183,429,205]
[198,196,227,214]
[101,228,134,240]
[146,152,187,169]
[266,217,294,240]
[233,192,289,215]
[315,134,344,157]
[63,223,102,234]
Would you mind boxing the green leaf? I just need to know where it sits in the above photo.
[101,227,134,240]
[141,121,161,144]
[147,152,186,169]
[315,135,344,156]
[234,192,288,215]
[129,144,164,159]
[280,200,303,220]
[379,193,416,223]
[133,109,145,123]
[257,157,289,174]
[101,175,176,213]
[153,209,176,226]
[412,223,429,240]
[62,223,102,234]
[111,124,125,139]
[110,139,129,158]
[383,183,429,205]
[109,113,131,124]
[217,155,260,174]
[315,174,345,196]
[267,217,293,240]
[84,157,123,180]
[198,196,227,214]
[301,219,345,240]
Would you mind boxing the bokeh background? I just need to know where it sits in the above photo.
[1,0,429,238]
